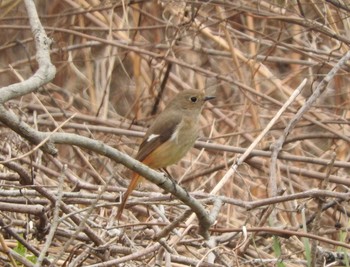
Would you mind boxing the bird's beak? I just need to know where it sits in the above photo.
[204,96,216,101]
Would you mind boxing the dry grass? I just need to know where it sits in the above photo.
[1,0,350,266]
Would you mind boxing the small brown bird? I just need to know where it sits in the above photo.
[116,89,215,220]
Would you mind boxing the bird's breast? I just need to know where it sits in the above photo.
[147,115,199,169]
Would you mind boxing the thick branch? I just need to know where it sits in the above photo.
[48,132,214,238]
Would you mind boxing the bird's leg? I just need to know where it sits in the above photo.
[161,167,175,181]
[160,167,178,193]
[160,168,191,200]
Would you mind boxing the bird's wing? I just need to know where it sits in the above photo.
[136,111,182,162]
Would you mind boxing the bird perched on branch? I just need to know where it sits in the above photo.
[116,89,215,220]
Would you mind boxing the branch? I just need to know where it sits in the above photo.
[0,0,57,155]
[47,132,214,238]
[0,109,213,238]
[0,105,57,155]
[208,79,307,197]
[269,50,350,195]
[0,0,56,103]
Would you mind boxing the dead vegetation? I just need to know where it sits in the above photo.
[1,0,350,266]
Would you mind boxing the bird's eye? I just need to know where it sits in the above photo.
[190,96,198,103]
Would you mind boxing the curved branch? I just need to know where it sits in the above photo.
[48,132,214,239]
[0,109,213,238]
[0,0,56,104]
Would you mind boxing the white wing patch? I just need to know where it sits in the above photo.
[170,123,181,144]
[147,134,160,142]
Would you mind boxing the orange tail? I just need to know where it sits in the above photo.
[116,173,141,220]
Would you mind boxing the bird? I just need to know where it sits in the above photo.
[116,89,215,220]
